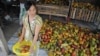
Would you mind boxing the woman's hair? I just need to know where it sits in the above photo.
[25,1,37,11]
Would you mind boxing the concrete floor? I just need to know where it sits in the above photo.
[2,22,20,42]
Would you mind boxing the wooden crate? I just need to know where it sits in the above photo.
[70,7,100,22]
[37,5,69,17]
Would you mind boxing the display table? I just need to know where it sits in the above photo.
[8,28,48,56]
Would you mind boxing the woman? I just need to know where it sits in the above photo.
[18,1,43,53]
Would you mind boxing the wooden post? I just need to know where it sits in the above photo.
[66,0,72,22]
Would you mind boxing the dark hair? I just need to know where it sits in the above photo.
[25,1,37,11]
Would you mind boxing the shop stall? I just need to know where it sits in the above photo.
[5,0,100,56]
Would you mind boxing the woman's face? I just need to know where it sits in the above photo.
[28,5,36,16]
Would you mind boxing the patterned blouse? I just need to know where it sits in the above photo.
[22,14,43,41]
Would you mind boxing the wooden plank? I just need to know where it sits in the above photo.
[38,11,67,17]
[86,10,90,22]
[72,8,77,19]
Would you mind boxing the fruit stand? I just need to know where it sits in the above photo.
[35,0,100,56]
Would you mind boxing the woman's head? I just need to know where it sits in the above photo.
[25,1,37,16]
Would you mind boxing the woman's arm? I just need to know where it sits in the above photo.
[18,25,25,42]
[30,16,43,53]
[32,25,42,45]
[29,25,42,53]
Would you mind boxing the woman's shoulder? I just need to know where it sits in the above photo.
[36,15,42,20]
[35,15,43,25]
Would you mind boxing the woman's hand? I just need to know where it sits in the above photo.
[29,46,34,53]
